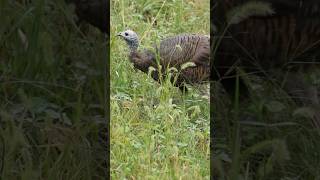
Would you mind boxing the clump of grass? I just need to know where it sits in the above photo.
[0,0,106,179]
[213,73,320,179]
[111,0,210,179]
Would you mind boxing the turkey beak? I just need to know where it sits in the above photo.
[116,33,122,37]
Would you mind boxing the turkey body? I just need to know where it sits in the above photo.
[213,0,320,102]
[128,34,210,91]
[67,0,108,33]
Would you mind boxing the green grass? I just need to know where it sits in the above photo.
[110,0,210,179]
[212,4,320,178]
[213,73,320,179]
[0,0,107,179]
[5,1,318,179]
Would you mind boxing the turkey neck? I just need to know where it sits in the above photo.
[127,39,139,53]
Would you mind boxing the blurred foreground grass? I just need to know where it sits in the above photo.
[0,0,107,179]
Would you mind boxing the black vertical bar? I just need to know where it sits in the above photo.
[105,0,111,178]
[210,0,215,179]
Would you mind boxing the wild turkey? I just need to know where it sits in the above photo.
[66,0,108,33]
[117,30,210,92]
[213,0,320,125]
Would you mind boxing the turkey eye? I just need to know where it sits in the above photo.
[125,32,128,36]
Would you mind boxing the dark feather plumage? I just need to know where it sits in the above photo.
[67,0,108,33]
[213,0,320,94]
[213,0,320,124]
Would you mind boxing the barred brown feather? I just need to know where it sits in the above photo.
[213,0,320,125]
[157,35,210,67]
[213,0,320,80]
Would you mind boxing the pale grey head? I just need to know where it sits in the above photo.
[117,30,139,52]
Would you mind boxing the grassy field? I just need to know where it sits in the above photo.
[0,0,107,179]
[110,0,210,179]
[3,0,319,179]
